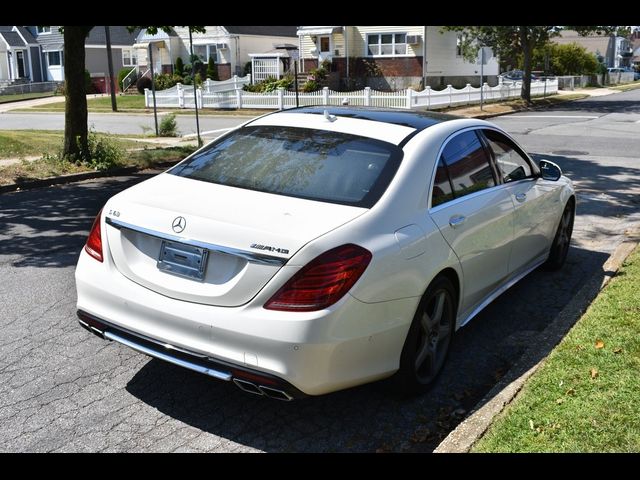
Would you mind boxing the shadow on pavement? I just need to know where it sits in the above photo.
[125,245,609,452]
[0,173,156,268]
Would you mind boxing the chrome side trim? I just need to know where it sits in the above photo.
[105,216,286,266]
[104,330,233,382]
[457,256,546,329]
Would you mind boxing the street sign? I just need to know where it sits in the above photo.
[477,47,493,65]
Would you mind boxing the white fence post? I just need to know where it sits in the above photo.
[425,86,431,110]
[405,88,413,109]
[177,83,184,108]
[233,75,239,90]
[322,87,329,105]
[466,84,471,104]
[196,87,203,108]
[144,88,150,107]
[364,87,371,106]
[447,85,453,107]
[236,88,243,109]
[277,87,284,110]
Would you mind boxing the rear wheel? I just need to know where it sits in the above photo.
[394,276,456,395]
[544,200,574,271]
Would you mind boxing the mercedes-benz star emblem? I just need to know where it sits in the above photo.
[172,216,186,234]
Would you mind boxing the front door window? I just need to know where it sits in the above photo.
[16,51,26,78]
[317,36,332,63]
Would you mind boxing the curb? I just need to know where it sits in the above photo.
[0,160,180,195]
[433,225,640,453]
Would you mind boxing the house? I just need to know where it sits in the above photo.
[296,26,500,90]
[133,26,298,81]
[553,30,633,68]
[23,26,139,90]
[631,31,640,69]
[0,26,42,86]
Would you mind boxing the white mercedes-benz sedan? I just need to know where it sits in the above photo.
[75,107,575,400]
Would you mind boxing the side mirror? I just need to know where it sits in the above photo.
[538,159,562,181]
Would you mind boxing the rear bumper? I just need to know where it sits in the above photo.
[75,250,418,396]
[77,310,305,400]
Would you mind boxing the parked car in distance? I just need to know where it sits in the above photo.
[499,69,537,82]
[75,107,575,400]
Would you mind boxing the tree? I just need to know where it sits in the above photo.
[529,43,599,76]
[61,26,205,161]
[442,26,617,103]
[62,26,93,160]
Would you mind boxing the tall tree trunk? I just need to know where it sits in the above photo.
[63,26,92,160]
[519,26,533,104]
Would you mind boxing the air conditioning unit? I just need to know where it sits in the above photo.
[215,43,229,50]
[406,35,420,45]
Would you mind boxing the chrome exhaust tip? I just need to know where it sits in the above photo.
[233,378,264,396]
[258,385,294,402]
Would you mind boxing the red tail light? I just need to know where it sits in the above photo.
[264,244,372,312]
[84,209,103,262]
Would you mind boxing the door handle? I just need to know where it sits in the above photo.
[515,192,527,203]
[449,215,466,228]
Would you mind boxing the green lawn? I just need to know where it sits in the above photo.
[473,246,640,452]
[0,145,195,186]
[0,130,145,159]
[22,95,147,111]
[609,81,640,92]
[0,91,57,104]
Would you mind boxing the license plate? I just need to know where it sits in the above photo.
[157,240,208,281]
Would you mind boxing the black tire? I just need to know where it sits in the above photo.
[393,276,456,395]
[543,200,575,271]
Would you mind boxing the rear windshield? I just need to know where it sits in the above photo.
[169,125,402,208]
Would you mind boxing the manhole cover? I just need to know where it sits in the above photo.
[551,150,589,156]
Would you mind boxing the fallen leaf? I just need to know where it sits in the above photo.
[590,368,599,379]
[559,380,564,387]
[595,340,605,349]
[566,388,575,396]
[529,419,535,430]
[575,345,584,351]
[556,398,565,405]
[613,347,623,354]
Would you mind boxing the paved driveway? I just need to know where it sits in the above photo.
[1,90,639,452]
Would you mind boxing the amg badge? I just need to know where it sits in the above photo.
[250,244,289,254]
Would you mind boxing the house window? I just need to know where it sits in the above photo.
[37,26,51,34]
[193,45,217,62]
[47,51,62,66]
[122,48,137,67]
[367,33,407,57]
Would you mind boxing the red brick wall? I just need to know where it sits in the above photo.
[352,57,423,77]
[217,63,232,80]
[302,59,319,72]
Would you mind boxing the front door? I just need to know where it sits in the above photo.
[46,50,63,81]
[317,35,332,64]
[429,129,514,317]
[16,51,26,78]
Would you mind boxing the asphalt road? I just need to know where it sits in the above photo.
[1,89,639,452]
[0,111,249,138]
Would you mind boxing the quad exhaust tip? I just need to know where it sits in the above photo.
[233,378,293,401]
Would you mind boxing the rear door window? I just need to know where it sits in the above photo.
[481,129,534,183]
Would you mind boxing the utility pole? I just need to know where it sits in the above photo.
[148,44,159,136]
[189,27,202,148]
[104,26,117,112]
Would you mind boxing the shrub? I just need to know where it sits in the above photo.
[84,69,94,93]
[194,72,203,87]
[243,61,252,76]
[174,57,184,76]
[182,74,193,85]
[206,56,219,80]
[154,73,181,91]
[85,130,124,170]
[159,113,179,137]
[136,76,152,93]
[118,67,136,90]
[302,79,320,92]
[242,76,293,92]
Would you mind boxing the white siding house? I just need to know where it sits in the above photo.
[297,26,499,90]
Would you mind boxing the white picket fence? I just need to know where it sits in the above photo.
[146,78,558,111]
